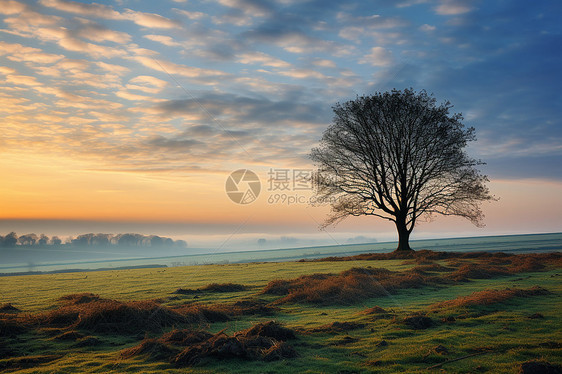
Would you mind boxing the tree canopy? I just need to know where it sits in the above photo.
[310,89,494,251]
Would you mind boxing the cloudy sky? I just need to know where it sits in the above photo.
[0,0,560,248]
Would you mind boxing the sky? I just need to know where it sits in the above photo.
[0,0,561,249]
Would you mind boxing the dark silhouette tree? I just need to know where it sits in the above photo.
[310,89,494,251]
[50,236,62,246]
[18,233,38,246]
[38,234,49,246]
[2,232,18,247]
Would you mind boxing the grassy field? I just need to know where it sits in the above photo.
[1,251,561,373]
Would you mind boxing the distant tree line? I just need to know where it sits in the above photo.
[0,232,187,249]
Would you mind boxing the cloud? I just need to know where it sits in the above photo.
[133,56,229,81]
[212,0,273,25]
[144,34,181,47]
[75,21,132,43]
[115,89,156,102]
[39,0,181,29]
[6,74,42,86]
[419,24,436,32]
[96,61,130,75]
[311,59,336,68]
[123,9,181,29]
[146,135,202,151]
[126,75,167,94]
[39,0,122,20]
[359,46,392,66]
[0,66,16,74]
[0,0,27,14]
[237,52,291,68]
[173,9,206,20]
[57,32,128,58]
[0,41,64,63]
[434,0,473,15]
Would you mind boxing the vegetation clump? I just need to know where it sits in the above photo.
[172,321,298,367]
[402,314,434,329]
[159,329,213,346]
[121,338,179,360]
[172,304,230,324]
[263,267,438,305]
[431,286,550,309]
[518,360,562,374]
[36,297,186,333]
[0,304,21,313]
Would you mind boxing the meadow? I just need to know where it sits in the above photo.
[1,250,561,373]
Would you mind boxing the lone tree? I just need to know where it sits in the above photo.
[310,89,493,251]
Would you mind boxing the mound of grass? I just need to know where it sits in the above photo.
[239,321,296,341]
[263,267,438,305]
[313,250,562,269]
[120,338,179,360]
[0,304,21,313]
[173,304,230,324]
[0,316,26,336]
[160,329,213,346]
[172,321,298,367]
[360,305,388,314]
[431,286,551,309]
[445,263,510,281]
[519,360,562,374]
[36,297,186,333]
[215,299,278,316]
[402,314,434,329]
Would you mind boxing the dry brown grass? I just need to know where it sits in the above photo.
[445,263,510,282]
[0,316,27,336]
[313,250,562,269]
[33,295,186,333]
[262,267,439,305]
[172,304,230,324]
[0,304,21,313]
[172,321,298,367]
[120,338,179,360]
[159,329,213,346]
[430,286,551,309]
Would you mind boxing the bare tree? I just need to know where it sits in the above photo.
[310,89,494,251]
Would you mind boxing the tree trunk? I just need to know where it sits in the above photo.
[395,218,413,251]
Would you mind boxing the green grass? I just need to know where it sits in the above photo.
[1,254,561,373]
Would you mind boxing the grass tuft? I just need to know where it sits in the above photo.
[431,286,551,309]
[263,267,438,305]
